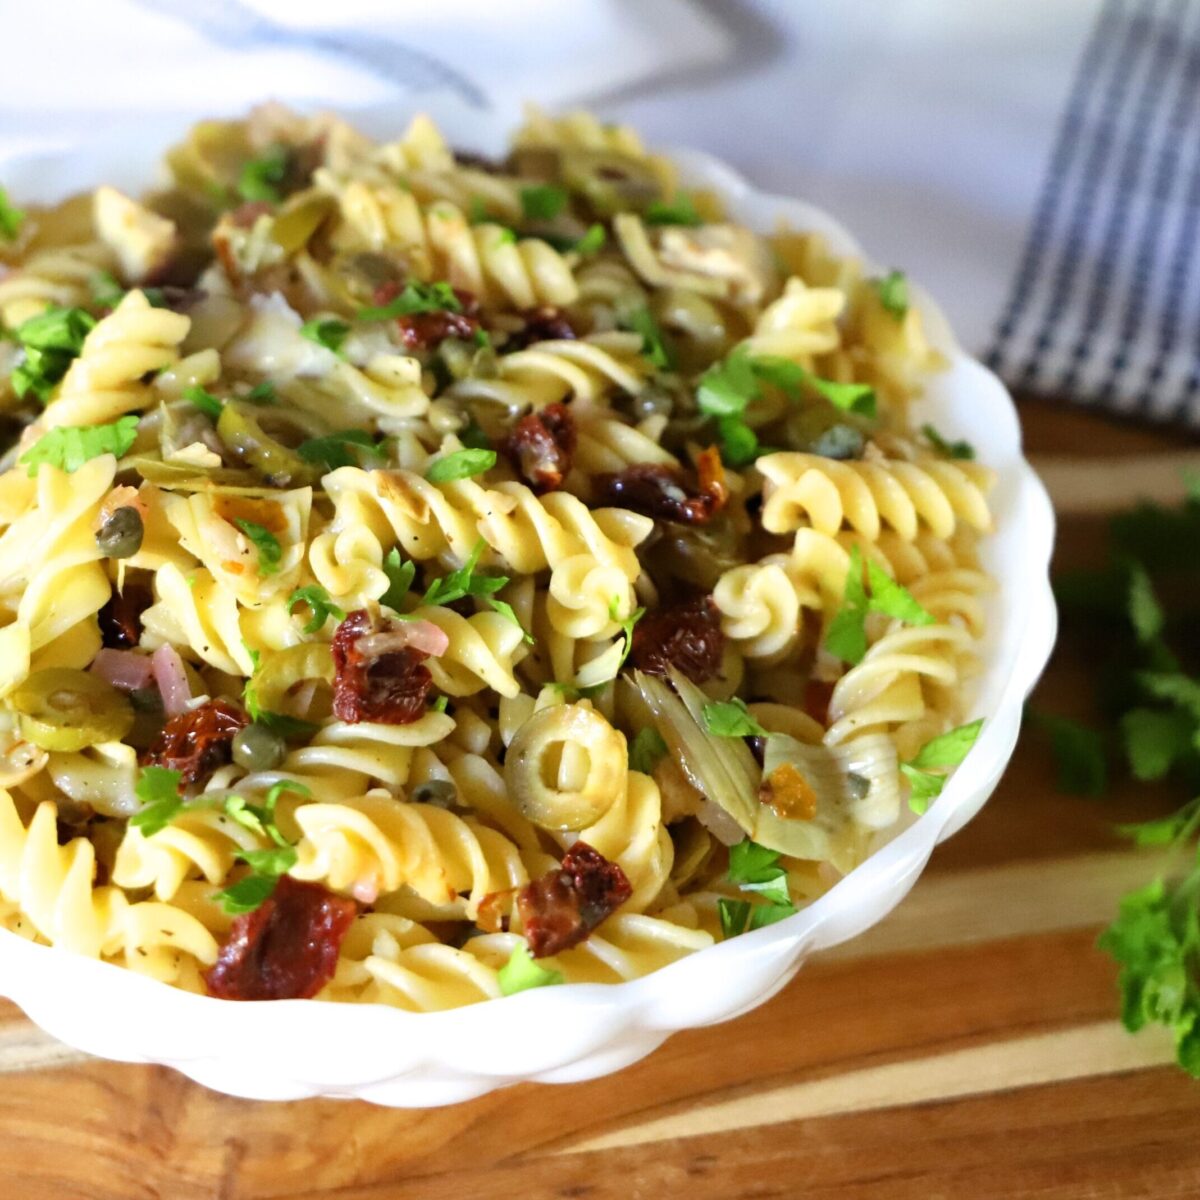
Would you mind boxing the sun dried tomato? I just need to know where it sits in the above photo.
[595,449,728,526]
[506,306,576,350]
[204,877,358,1001]
[517,842,632,958]
[630,595,725,683]
[803,679,835,725]
[140,698,249,785]
[504,402,576,493]
[370,281,481,351]
[331,609,434,725]
[98,580,152,649]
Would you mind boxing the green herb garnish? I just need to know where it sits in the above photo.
[922,423,975,460]
[900,720,984,813]
[621,305,674,370]
[425,447,497,483]
[19,415,139,477]
[233,518,282,577]
[644,193,702,227]
[237,145,289,204]
[703,697,767,739]
[498,941,564,995]
[287,585,345,634]
[519,184,568,221]
[299,318,350,355]
[357,280,462,322]
[10,306,97,402]
[128,767,184,837]
[0,185,25,242]
[183,384,223,419]
[629,728,668,774]
[874,270,909,318]
[296,429,386,471]
[823,546,934,665]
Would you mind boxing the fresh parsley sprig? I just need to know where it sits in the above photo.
[900,720,984,813]
[9,306,96,402]
[19,415,139,477]
[233,518,282,576]
[0,185,25,242]
[287,585,345,634]
[357,280,461,322]
[498,940,564,995]
[296,429,386,471]
[718,839,798,937]
[823,545,935,665]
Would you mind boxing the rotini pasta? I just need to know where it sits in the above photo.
[0,104,994,1011]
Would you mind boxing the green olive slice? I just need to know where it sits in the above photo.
[217,402,314,487]
[13,669,135,752]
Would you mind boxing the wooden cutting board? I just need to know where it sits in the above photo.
[2,401,1199,1200]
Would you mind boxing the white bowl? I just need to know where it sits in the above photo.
[0,104,1056,1106]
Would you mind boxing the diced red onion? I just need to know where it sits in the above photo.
[358,620,449,660]
[90,648,155,692]
[152,644,192,715]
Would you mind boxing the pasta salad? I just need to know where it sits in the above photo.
[0,105,993,1007]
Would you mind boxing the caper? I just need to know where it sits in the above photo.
[411,779,458,809]
[95,507,144,559]
[630,383,676,421]
[810,423,865,461]
[232,722,286,771]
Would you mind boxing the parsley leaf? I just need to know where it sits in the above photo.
[128,767,184,837]
[753,356,877,418]
[299,318,350,355]
[425,447,497,483]
[10,306,96,402]
[1121,708,1196,782]
[715,416,760,467]
[572,224,607,255]
[488,597,535,644]
[19,415,139,477]
[1025,709,1107,797]
[90,270,125,309]
[287,585,345,634]
[610,597,645,672]
[0,185,25,241]
[921,423,975,460]
[519,184,568,221]
[629,728,668,774]
[357,280,462,322]
[1098,868,1200,1078]
[703,697,767,738]
[296,429,386,471]
[421,539,508,608]
[874,270,909,318]
[233,518,282,576]
[380,548,416,613]
[498,941,564,995]
[1128,562,1165,644]
[698,347,758,417]
[823,547,934,664]
[621,305,674,370]
[720,840,797,937]
[467,196,490,225]
[901,720,984,813]
[1115,799,1200,848]
[458,417,491,450]
[237,145,289,204]
[183,384,223,419]
[644,193,702,227]
[246,380,277,404]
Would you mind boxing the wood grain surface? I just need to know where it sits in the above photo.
[2,397,1199,1200]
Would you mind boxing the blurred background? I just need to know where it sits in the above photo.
[4,2,1200,1196]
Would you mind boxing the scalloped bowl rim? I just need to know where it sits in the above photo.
[0,104,1057,1106]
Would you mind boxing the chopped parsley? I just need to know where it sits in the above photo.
[0,185,24,242]
[703,697,767,739]
[718,839,797,937]
[824,546,934,665]
[246,380,277,404]
[458,417,492,450]
[498,940,564,995]
[19,415,139,477]
[128,767,184,837]
[487,597,535,644]
[380,548,416,613]
[357,280,462,322]
[90,270,125,309]
[296,429,386,471]
[922,423,975,460]
[183,384,223,419]
[299,318,350,355]
[900,719,984,813]
[620,305,674,370]
[237,145,289,204]
[874,270,909,319]
[609,596,645,672]
[468,196,490,225]
[572,224,607,256]
[629,728,668,774]
[422,539,507,607]
[214,843,300,915]
[9,306,97,402]
[287,585,345,634]
[233,518,282,576]
[519,184,568,221]
[425,447,497,483]
[644,193,702,227]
